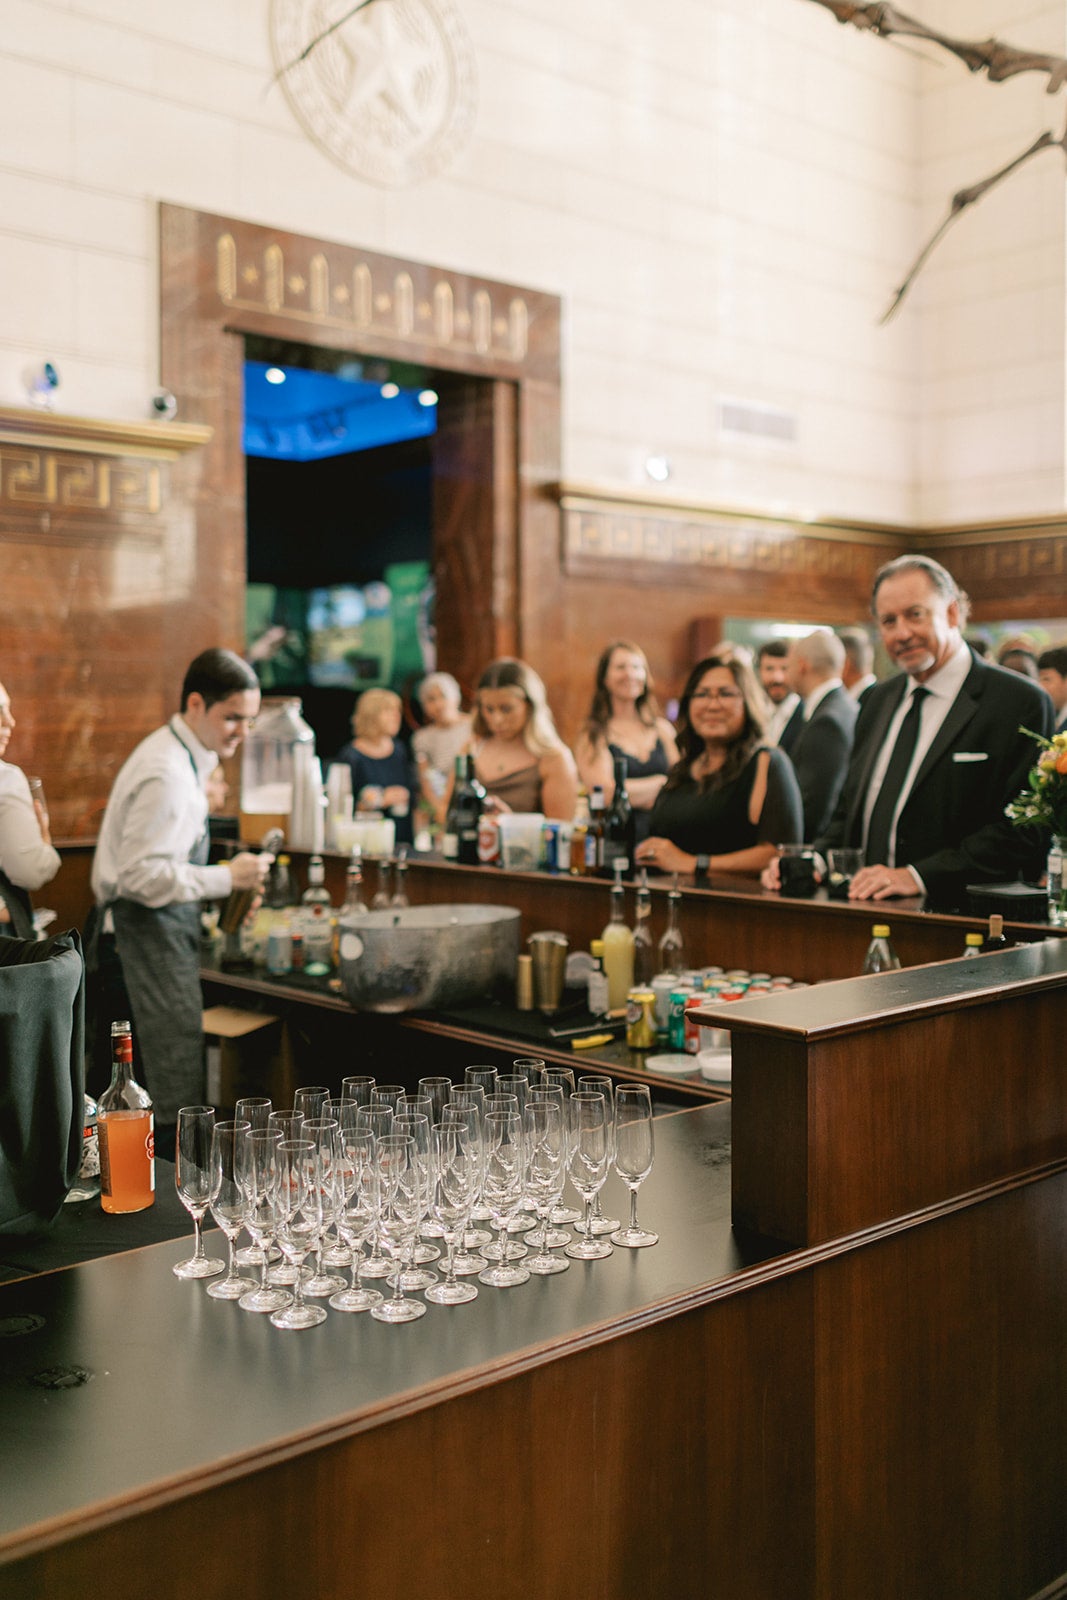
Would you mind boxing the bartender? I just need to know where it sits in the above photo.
[0,675,60,937]
[91,649,270,1150]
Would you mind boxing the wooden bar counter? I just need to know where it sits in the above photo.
[4,940,1067,1598]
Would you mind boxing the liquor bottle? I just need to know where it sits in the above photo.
[587,939,610,1016]
[301,854,334,976]
[984,913,1009,951]
[657,885,686,974]
[632,871,655,985]
[444,755,485,865]
[98,1021,154,1214]
[962,932,983,958]
[64,1092,100,1203]
[269,852,296,912]
[585,785,607,873]
[862,924,901,975]
[602,755,636,872]
[570,790,590,876]
[341,852,367,917]
[601,860,635,1009]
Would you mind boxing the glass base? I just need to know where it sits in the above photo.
[359,1254,395,1280]
[421,1219,446,1238]
[463,1226,493,1249]
[236,1242,281,1267]
[526,1252,569,1275]
[207,1273,255,1299]
[478,1261,531,1288]
[526,1224,570,1250]
[413,1242,441,1265]
[239,1285,292,1313]
[425,1280,478,1305]
[173,1254,225,1280]
[267,1261,309,1286]
[303,1270,348,1297]
[389,1265,438,1291]
[479,1237,528,1262]
[321,1243,351,1267]
[551,1204,582,1225]
[610,1226,659,1248]
[451,1250,487,1276]
[270,1301,328,1329]
[371,1296,426,1323]
[328,1285,384,1312]
[564,1236,613,1261]
[574,1214,619,1236]
[506,1213,536,1233]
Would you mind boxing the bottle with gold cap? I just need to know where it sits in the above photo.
[962,932,984,958]
[862,924,901,975]
[587,939,610,1016]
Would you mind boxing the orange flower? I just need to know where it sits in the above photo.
[1056,752,1067,776]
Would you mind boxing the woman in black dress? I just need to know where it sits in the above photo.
[634,652,801,878]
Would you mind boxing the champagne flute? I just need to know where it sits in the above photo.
[450,1085,492,1240]
[294,1086,329,1120]
[610,1085,658,1247]
[301,1117,347,1297]
[522,1100,569,1276]
[372,1084,406,1115]
[371,1134,426,1323]
[576,1075,620,1235]
[173,1106,225,1279]
[238,1129,292,1313]
[417,1076,453,1124]
[270,1139,328,1330]
[478,1111,530,1289]
[329,1125,383,1313]
[341,1075,376,1108]
[541,1070,581,1224]
[206,1120,256,1299]
[464,1065,498,1095]
[235,1097,275,1267]
[512,1057,545,1085]
[439,1106,487,1275]
[393,1111,439,1284]
[425,1124,478,1305]
[564,1093,613,1261]
[530,1083,579,1235]
[266,1110,305,1285]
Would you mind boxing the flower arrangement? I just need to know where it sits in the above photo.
[1006,728,1067,836]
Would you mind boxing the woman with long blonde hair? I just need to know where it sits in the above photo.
[466,658,578,819]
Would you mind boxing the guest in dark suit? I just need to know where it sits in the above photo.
[838,626,877,705]
[764,555,1053,910]
[1037,645,1067,732]
[783,631,857,839]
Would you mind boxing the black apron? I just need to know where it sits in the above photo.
[110,729,210,1126]
[0,868,35,940]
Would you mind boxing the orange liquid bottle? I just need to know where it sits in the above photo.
[98,1020,155,1214]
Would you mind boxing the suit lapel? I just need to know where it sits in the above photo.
[908,658,982,795]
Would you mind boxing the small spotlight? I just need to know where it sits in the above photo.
[644,454,672,482]
[23,360,60,409]
[380,382,400,399]
[265,367,286,385]
[417,389,438,407]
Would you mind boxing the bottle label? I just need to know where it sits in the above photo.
[442,832,459,859]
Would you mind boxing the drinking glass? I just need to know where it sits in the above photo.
[371,1135,427,1322]
[512,1057,545,1085]
[329,1127,384,1313]
[478,1111,530,1288]
[564,1094,613,1261]
[341,1075,376,1108]
[301,1118,347,1296]
[270,1139,328,1330]
[464,1065,498,1095]
[522,1101,569,1276]
[417,1076,453,1124]
[497,1075,530,1112]
[238,1129,293,1313]
[265,1111,305,1286]
[294,1086,329,1120]
[450,1085,492,1238]
[530,1083,580,1232]
[576,1076,620,1234]
[372,1084,405,1115]
[425,1124,479,1305]
[393,1112,439,1283]
[439,1106,487,1275]
[320,1100,351,1264]
[611,1085,658,1247]
[206,1120,256,1299]
[371,858,393,910]
[173,1106,225,1279]
[235,1097,276,1266]
[399,1093,434,1122]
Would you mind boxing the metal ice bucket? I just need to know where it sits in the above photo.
[337,904,521,1013]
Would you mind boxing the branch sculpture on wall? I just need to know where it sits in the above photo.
[803,2,1067,318]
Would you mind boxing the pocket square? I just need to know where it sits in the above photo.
[952,751,988,763]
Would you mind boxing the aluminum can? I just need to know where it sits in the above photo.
[626,988,658,1050]
[684,992,707,1054]
[266,922,292,976]
[650,972,676,1033]
[477,813,500,865]
[668,987,692,1052]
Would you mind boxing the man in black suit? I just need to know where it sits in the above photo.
[783,630,857,838]
[764,555,1052,909]
[1037,645,1067,732]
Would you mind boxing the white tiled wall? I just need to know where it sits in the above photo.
[0,0,1061,525]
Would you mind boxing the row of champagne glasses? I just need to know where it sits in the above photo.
[172,1068,656,1326]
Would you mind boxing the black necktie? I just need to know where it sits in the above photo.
[865,686,928,867]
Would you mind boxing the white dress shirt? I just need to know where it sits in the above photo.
[766,693,801,746]
[849,673,877,701]
[0,761,61,890]
[91,715,234,908]
[861,639,973,880]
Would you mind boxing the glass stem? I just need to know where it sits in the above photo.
[227,1231,238,1284]
[629,1186,639,1233]
[444,1230,457,1289]
[192,1211,205,1262]
[259,1246,270,1294]
[584,1194,595,1242]
[349,1243,360,1293]
[292,1254,306,1313]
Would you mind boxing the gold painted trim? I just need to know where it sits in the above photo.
[0,407,213,462]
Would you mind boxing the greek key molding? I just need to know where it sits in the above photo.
[215,230,533,369]
[0,447,162,516]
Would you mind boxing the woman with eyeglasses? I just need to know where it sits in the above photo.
[633,652,801,879]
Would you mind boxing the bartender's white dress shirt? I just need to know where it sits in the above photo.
[91,715,233,908]
[765,693,800,746]
[0,761,61,889]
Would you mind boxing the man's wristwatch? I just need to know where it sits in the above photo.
[694,854,710,882]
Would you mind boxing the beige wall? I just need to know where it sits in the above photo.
[0,0,1063,526]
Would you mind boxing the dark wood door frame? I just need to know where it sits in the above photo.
[158,204,563,699]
